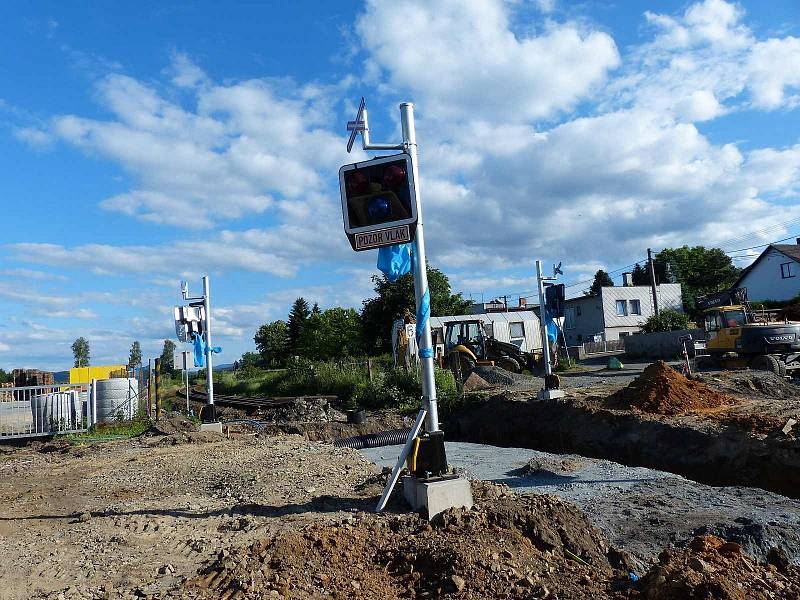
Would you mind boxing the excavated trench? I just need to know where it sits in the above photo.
[443,396,800,499]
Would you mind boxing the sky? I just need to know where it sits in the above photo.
[1,0,799,370]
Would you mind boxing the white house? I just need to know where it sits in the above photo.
[561,283,683,345]
[734,242,800,302]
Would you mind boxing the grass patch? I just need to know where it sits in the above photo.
[212,358,459,411]
[63,416,151,445]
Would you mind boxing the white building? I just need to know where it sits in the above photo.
[562,283,683,345]
[429,311,542,359]
[734,242,800,302]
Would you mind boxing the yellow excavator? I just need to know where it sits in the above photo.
[443,319,541,378]
[694,288,800,376]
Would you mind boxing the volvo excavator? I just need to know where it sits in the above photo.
[694,288,800,376]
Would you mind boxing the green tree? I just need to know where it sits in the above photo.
[72,337,90,367]
[587,269,614,296]
[631,263,650,286]
[361,265,471,352]
[640,309,691,333]
[287,298,310,353]
[0,369,12,383]
[254,320,290,367]
[654,246,740,315]
[237,351,262,369]
[297,307,363,361]
[128,341,142,369]
[160,339,177,373]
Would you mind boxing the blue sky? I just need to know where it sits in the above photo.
[1,0,799,370]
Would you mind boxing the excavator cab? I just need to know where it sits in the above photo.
[703,306,748,352]
[445,320,487,363]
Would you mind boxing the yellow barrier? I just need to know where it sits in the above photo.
[69,365,128,384]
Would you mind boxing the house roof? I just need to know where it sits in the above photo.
[734,244,800,288]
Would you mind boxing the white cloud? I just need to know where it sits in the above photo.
[357,0,620,121]
[747,37,800,109]
[14,127,54,148]
[43,59,356,229]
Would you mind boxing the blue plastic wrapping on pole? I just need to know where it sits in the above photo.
[192,332,222,368]
[544,308,559,344]
[376,243,412,282]
[416,289,433,358]
[192,333,205,367]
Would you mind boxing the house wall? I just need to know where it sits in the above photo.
[562,295,604,345]
[739,248,800,302]
[563,284,683,344]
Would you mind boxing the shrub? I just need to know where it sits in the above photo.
[641,309,691,333]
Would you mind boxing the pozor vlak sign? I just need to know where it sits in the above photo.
[339,153,418,251]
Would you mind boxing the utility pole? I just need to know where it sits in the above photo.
[202,275,215,421]
[648,248,660,316]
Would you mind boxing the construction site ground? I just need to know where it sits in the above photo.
[0,361,799,599]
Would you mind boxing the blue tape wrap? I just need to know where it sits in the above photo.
[191,332,222,367]
[416,288,433,359]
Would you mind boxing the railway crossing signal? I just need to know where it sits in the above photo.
[339,153,418,251]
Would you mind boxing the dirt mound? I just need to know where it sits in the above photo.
[188,484,627,599]
[522,455,587,476]
[259,397,334,423]
[146,413,197,435]
[472,365,520,386]
[638,535,800,599]
[695,370,800,401]
[614,361,736,416]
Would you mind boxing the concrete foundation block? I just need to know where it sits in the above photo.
[199,422,223,433]
[537,389,565,400]
[402,475,473,520]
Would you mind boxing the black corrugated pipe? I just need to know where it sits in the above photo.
[334,428,412,450]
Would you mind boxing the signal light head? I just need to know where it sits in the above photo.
[382,164,406,188]
[367,196,391,220]
[347,171,370,195]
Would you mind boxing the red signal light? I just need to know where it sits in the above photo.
[348,171,370,194]
[383,164,406,188]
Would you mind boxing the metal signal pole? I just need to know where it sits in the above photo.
[536,260,553,380]
[202,275,215,419]
[400,103,439,433]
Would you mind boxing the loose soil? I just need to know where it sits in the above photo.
[612,361,737,416]
[189,483,626,599]
[2,409,800,599]
[638,535,800,599]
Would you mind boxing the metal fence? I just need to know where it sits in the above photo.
[582,338,626,355]
[0,383,91,440]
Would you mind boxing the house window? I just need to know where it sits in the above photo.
[564,307,577,330]
[630,299,641,315]
[615,300,628,316]
[781,262,796,279]
[509,322,525,348]
[576,306,582,316]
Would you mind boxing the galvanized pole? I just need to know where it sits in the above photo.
[203,275,215,419]
[536,260,553,382]
[400,103,439,433]
[185,366,190,415]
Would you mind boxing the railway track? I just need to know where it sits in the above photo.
[189,387,337,411]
